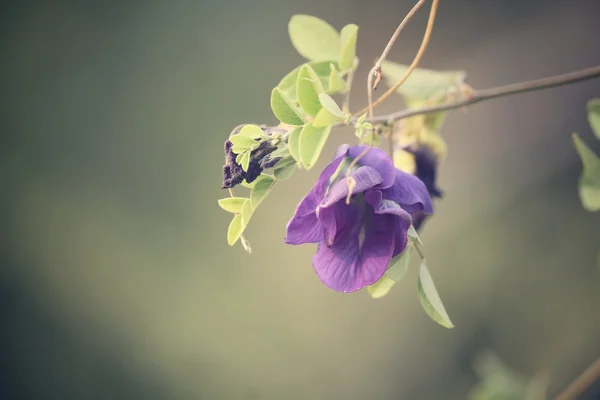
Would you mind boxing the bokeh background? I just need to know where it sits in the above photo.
[2,1,600,399]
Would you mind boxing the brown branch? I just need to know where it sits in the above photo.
[554,357,600,400]
[365,64,600,124]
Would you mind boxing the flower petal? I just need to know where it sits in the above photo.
[312,205,396,292]
[364,189,411,257]
[319,166,383,209]
[383,169,434,215]
[283,211,321,244]
[347,145,396,189]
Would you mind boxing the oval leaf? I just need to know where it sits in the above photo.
[299,122,332,170]
[270,87,305,126]
[572,133,600,211]
[381,61,466,101]
[227,214,244,246]
[230,134,256,153]
[278,61,339,101]
[218,197,247,213]
[587,98,600,140]
[239,125,266,140]
[240,151,250,172]
[288,126,302,165]
[274,162,297,180]
[367,275,396,299]
[313,107,344,127]
[250,176,276,209]
[339,24,358,71]
[386,246,412,281]
[241,199,254,228]
[297,65,325,116]
[318,93,344,117]
[418,262,454,328]
[328,65,347,94]
[288,15,340,61]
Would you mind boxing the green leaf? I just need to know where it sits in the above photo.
[318,93,344,117]
[287,126,302,164]
[407,225,422,245]
[218,197,247,213]
[572,133,600,211]
[418,262,454,328]
[587,98,600,140]
[240,179,258,189]
[278,61,339,101]
[250,176,276,209]
[367,275,396,299]
[386,246,412,281]
[241,199,254,228]
[288,15,341,61]
[381,61,466,101]
[238,125,266,140]
[240,151,250,172]
[313,107,344,127]
[274,162,297,180]
[368,246,413,299]
[270,87,305,126]
[274,155,296,169]
[339,24,358,71]
[227,214,244,246]
[299,122,332,170]
[405,98,449,132]
[297,65,325,116]
[328,65,347,93]
[231,136,257,154]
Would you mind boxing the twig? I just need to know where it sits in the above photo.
[356,0,440,117]
[366,0,427,123]
[343,58,358,114]
[554,357,600,400]
[364,64,600,124]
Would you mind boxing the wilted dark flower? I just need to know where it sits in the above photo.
[283,145,433,292]
[221,139,279,189]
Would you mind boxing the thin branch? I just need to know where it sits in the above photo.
[365,64,600,124]
[554,357,600,400]
[366,0,427,123]
[357,0,440,117]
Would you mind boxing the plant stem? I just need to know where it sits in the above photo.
[366,64,600,124]
[554,357,600,400]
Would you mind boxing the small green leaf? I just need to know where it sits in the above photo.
[386,246,412,281]
[587,98,600,140]
[241,199,254,228]
[238,125,266,140]
[288,15,341,61]
[297,65,325,116]
[240,151,250,172]
[367,275,396,299]
[339,24,358,71]
[218,197,247,213]
[407,225,422,245]
[227,214,244,246]
[274,162,297,180]
[368,246,413,299]
[250,176,276,209]
[288,126,303,165]
[235,152,244,164]
[418,262,454,328]
[328,65,347,93]
[230,135,256,153]
[278,61,338,101]
[318,93,344,117]
[240,179,258,189]
[299,122,332,170]
[572,133,600,211]
[313,107,344,127]
[381,61,466,101]
[274,155,296,169]
[270,87,305,126]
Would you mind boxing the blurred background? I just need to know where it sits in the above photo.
[2,0,600,399]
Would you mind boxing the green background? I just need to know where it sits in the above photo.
[2,1,600,398]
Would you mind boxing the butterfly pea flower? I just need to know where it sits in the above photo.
[284,145,433,292]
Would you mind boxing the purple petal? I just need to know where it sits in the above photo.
[383,169,434,215]
[347,146,396,189]
[319,166,383,209]
[312,205,396,292]
[364,189,411,257]
[333,144,350,160]
[283,211,321,244]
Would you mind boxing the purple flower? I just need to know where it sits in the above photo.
[283,145,433,292]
